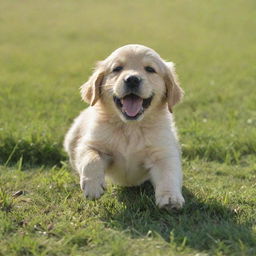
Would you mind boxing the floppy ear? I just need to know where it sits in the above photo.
[164,62,184,113]
[80,66,105,106]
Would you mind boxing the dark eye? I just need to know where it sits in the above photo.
[112,66,123,72]
[145,66,156,73]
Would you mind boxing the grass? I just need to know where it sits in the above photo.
[0,0,255,255]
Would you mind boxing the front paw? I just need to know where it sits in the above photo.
[80,177,106,200]
[156,191,185,210]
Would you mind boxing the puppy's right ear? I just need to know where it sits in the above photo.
[80,64,105,106]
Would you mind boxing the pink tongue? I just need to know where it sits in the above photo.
[121,96,143,117]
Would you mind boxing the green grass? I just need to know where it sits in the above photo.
[0,0,255,255]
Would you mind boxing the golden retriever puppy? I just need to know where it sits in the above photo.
[64,44,185,209]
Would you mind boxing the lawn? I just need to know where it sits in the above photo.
[0,0,255,255]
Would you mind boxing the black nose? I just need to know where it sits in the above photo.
[125,75,141,88]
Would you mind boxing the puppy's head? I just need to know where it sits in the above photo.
[81,44,183,122]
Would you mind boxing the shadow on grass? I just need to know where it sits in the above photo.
[0,136,66,167]
[102,183,255,253]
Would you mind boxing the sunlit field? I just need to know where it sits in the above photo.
[0,0,255,255]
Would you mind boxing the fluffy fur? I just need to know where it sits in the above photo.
[64,44,185,209]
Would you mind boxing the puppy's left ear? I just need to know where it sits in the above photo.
[80,64,105,106]
[164,62,184,113]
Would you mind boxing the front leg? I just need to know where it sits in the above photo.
[150,156,185,210]
[75,147,108,199]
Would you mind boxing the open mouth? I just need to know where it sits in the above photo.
[113,94,153,120]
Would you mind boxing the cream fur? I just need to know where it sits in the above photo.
[64,44,185,209]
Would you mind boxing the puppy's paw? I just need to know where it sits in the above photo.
[156,191,185,210]
[80,177,106,200]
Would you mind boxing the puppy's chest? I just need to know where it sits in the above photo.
[112,149,145,169]
[106,126,150,159]
[102,126,151,185]
[113,138,146,164]
[107,150,149,186]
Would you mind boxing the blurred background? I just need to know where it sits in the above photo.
[0,0,255,165]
